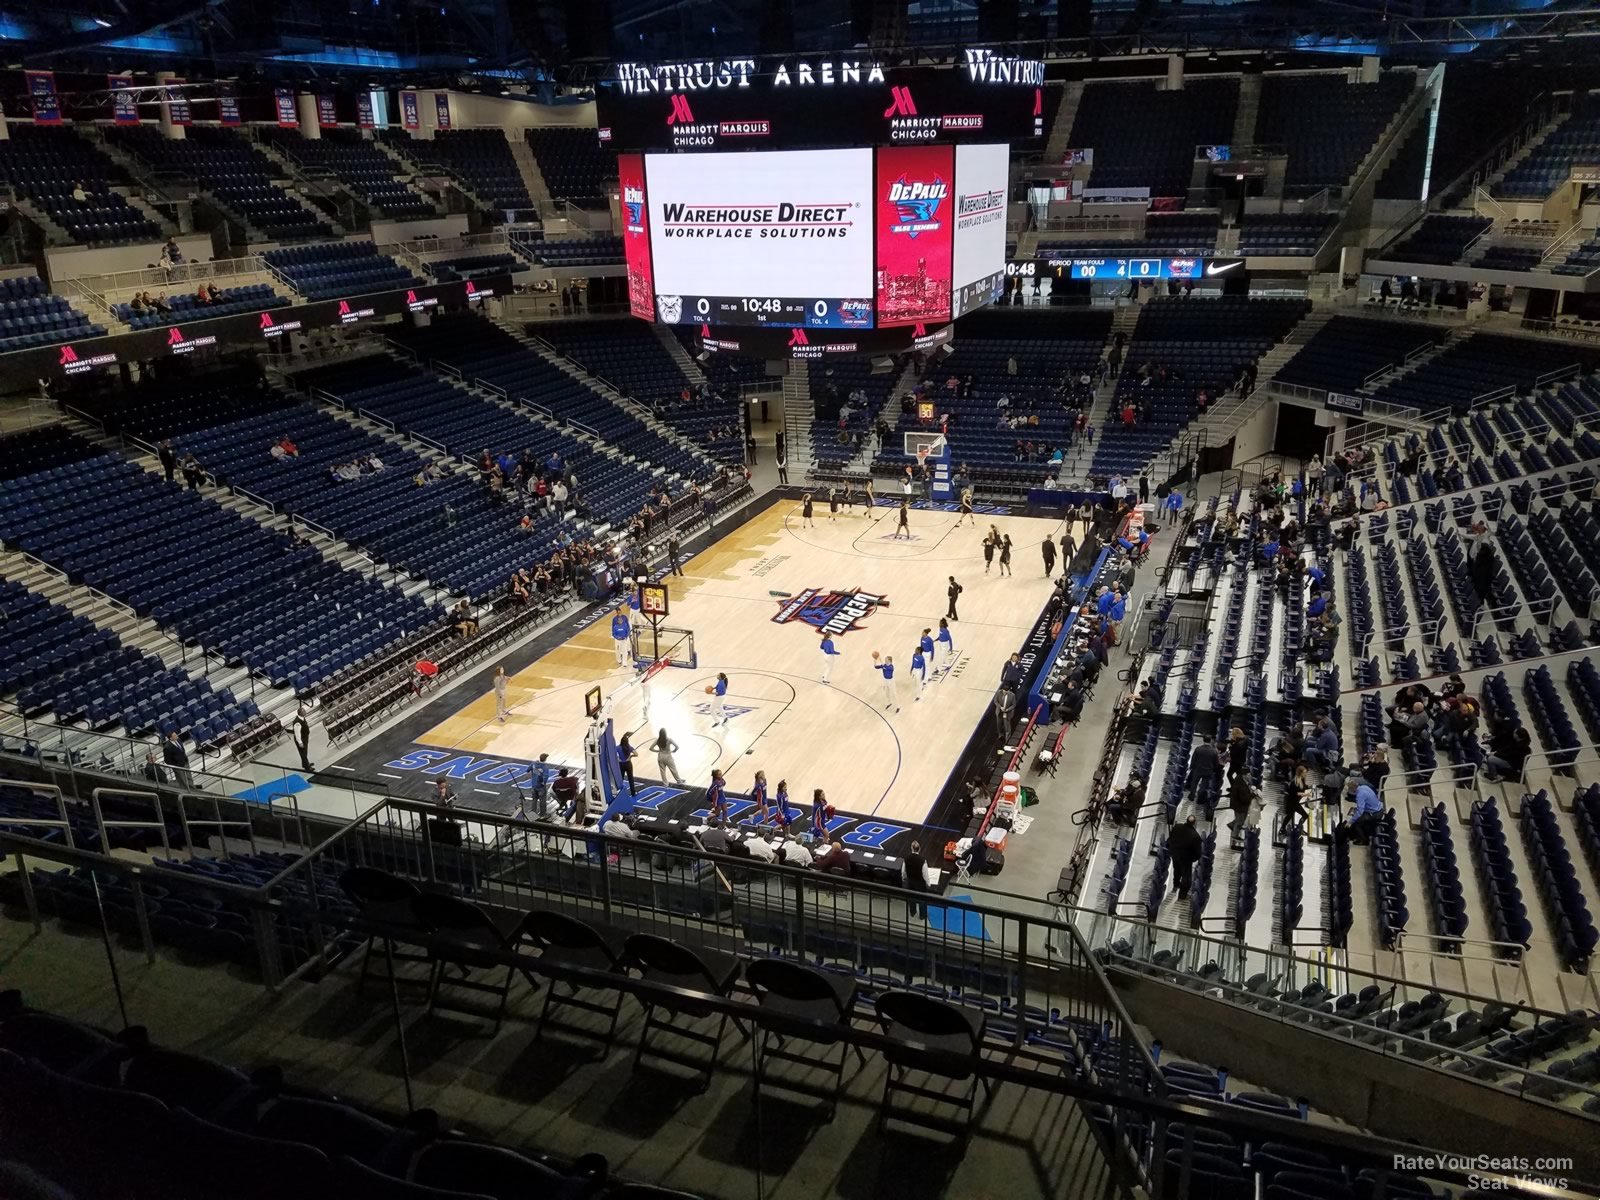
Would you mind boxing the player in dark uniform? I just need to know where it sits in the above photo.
[957,488,975,526]
[841,481,855,514]
[895,499,911,539]
[827,485,840,521]
[800,492,815,527]
[864,478,876,515]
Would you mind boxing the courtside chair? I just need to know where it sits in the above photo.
[339,866,432,997]
[519,909,628,1051]
[746,956,865,1120]
[873,989,991,1139]
[622,932,747,1091]
[410,892,529,1033]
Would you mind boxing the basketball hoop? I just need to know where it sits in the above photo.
[916,447,930,473]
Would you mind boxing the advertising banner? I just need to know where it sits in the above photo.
[109,75,139,125]
[434,93,451,130]
[617,154,656,322]
[874,144,953,327]
[356,93,375,129]
[26,71,61,124]
[275,88,298,127]
[166,79,190,125]
[317,95,338,128]
[217,82,241,126]
[402,91,419,130]
[644,147,873,328]
[950,143,1008,318]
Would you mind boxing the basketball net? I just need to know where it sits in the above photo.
[916,448,929,472]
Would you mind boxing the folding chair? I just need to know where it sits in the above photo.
[519,909,627,1051]
[622,933,747,1091]
[746,957,864,1120]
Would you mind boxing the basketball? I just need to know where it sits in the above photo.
[705,685,716,695]
[872,651,880,661]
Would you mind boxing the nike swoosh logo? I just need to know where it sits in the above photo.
[1206,261,1242,276]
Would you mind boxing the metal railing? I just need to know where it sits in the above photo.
[67,255,277,300]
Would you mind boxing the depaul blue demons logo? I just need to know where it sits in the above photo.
[772,587,887,637]
[888,177,947,238]
[623,183,645,231]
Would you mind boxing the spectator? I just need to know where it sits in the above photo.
[902,840,929,917]
[158,439,177,484]
[1348,777,1383,844]
[180,454,205,489]
[161,730,192,788]
[1481,724,1532,784]
[551,768,581,819]
[1168,816,1202,901]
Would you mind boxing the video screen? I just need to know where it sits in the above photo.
[645,148,874,328]
[951,143,1009,319]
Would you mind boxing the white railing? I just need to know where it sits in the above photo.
[67,255,274,301]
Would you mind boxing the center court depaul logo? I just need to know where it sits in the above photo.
[772,587,889,637]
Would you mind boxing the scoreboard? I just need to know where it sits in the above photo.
[1006,256,1222,282]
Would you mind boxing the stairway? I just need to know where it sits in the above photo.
[654,325,706,387]
[12,197,71,246]
[1044,81,1086,164]
[1355,328,1460,395]
[782,362,815,474]
[1231,74,1261,148]
[112,189,179,239]
[1482,110,1569,195]
[508,135,552,208]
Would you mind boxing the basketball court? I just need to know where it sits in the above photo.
[401,494,1081,827]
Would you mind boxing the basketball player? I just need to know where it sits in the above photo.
[827,484,840,522]
[910,643,929,701]
[841,481,855,515]
[982,532,996,574]
[493,665,508,722]
[936,617,956,670]
[706,768,728,823]
[895,499,910,539]
[799,492,815,527]
[863,477,876,515]
[919,627,936,666]
[872,652,899,712]
[999,534,1013,576]
[610,606,631,667]
[819,630,842,683]
[750,770,770,824]
[711,671,730,726]
[957,488,975,526]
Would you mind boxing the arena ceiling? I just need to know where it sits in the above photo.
[0,0,1594,88]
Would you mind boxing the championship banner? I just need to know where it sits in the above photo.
[166,79,190,125]
[217,82,241,126]
[356,93,375,129]
[25,71,61,124]
[317,95,338,128]
[401,91,419,130]
[275,88,298,127]
[109,75,139,125]
[874,144,953,327]
[434,93,451,130]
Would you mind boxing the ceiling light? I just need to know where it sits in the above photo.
[93,17,112,26]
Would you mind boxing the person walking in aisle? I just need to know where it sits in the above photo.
[819,630,842,684]
[711,672,730,727]
[998,534,1013,576]
[946,576,963,621]
[158,439,177,484]
[610,606,632,668]
[1168,816,1202,900]
[903,840,929,918]
[490,666,511,723]
[936,617,956,670]
[653,728,684,784]
[1041,535,1057,577]
[872,652,899,713]
[616,733,637,794]
[290,702,313,773]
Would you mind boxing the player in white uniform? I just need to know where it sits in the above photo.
[872,653,899,713]
[493,666,509,722]
[936,618,956,671]
[819,631,842,684]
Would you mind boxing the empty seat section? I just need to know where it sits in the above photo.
[262,241,422,301]
[0,124,162,245]
[1257,72,1415,193]
[1065,78,1238,196]
[261,128,436,219]
[526,127,616,205]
